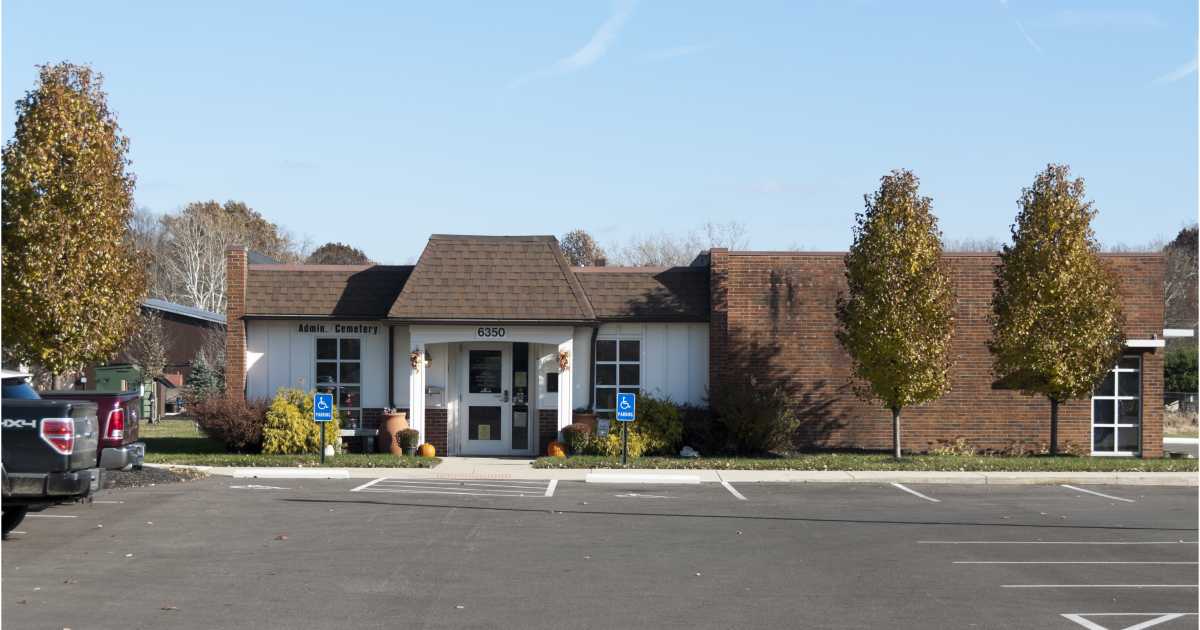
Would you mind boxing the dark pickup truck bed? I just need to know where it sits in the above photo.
[2,395,102,536]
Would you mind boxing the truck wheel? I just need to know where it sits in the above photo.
[2,506,28,538]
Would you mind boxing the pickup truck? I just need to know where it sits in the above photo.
[40,388,145,470]
[2,371,102,537]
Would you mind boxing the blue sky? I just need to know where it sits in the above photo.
[3,1,1196,263]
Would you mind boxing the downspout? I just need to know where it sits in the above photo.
[387,324,394,408]
[587,325,600,410]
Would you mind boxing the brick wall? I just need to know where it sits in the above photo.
[225,247,248,400]
[709,251,1166,457]
[538,409,558,456]
[426,408,448,455]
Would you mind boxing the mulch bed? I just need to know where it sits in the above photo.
[101,466,208,490]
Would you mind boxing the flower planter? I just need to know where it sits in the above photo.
[378,412,409,455]
[403,446,418,456]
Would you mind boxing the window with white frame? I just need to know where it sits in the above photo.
[316,338,361,428]
[594,338,639,420]
[1091,354,1141,455]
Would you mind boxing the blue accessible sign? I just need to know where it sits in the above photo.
[615,392,636,422]
[313,393,334,423]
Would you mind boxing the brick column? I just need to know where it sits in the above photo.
[707,248,729,406]
[225,246,248,400]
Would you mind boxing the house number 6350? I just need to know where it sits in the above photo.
[477,327,506,338]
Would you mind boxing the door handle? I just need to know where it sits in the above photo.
[502,389,509,403]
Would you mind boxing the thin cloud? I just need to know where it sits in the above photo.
[1152,57,1198,85]
[1000,1,1043,55]
[642,43,712,61]
[508,0,636,90]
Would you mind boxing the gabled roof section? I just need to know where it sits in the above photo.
[142,298,227,325]
[574,267,710,322]
[388,235,596,322]
[246,264,413,318]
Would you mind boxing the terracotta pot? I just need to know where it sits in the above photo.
[378,412,409,455]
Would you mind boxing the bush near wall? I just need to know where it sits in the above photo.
[262,388,342,455]
[710,376,798,455]
[632,393,684,455]
[192,394,268,453]
[561,422,592,454]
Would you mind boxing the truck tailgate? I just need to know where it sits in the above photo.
[2,399,99,473]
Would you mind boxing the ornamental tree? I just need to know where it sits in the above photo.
[989,164,1125,455]
[2,63,145,374]
[560,229,606,266]
[306,241,372,265]
[836,170,956,458]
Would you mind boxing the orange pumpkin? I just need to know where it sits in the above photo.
[546,441,566,458]
[417,443,436,458]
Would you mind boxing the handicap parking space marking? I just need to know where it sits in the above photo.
[890,482,940,503]
[352,478,554,498]
[1061,613,1197,630]
[1061,484,1136,503]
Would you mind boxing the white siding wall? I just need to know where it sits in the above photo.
[245,320,389,407]
[597,322,708,406]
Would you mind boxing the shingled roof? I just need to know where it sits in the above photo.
[245,265,412,318]
[387,235,596,322]
[574,267,710,321]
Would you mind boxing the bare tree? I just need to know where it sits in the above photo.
[160,209,233,313]
[127,309,172,379]
[944,236,1004,252]
[560,229,607,266]
[610,221,749,267]
[198,325,226,371]
[1163,225,1198,330]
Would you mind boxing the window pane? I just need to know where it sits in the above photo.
[596,364,616,386]
[546,372,558,393]
[338,386,360,409]
[339,408,361,429]
[340,338,361,360]
[1117,427,1139,452]
[1118,399,1140,425]
[1092,399,1114,424]
[1117,356,1139,371]
[317,339,337,360]
[316,362,337,385]
[339,361,361,384]
[619,364,640,387]
[1093,426,1115,452]
[1094,371,1114,397]
[1117,371,1140,397]
[596,340,617,362]
[469,406,502,440]
[596,388,616,410]
[468,350,502,394]
[619,340,640,362]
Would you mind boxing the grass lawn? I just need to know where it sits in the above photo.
[533,453,1199,472]
[141,418,439,468]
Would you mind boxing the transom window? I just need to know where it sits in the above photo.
[594,339,640,420]
[1091,355,1141,455]
[316,338,361,428]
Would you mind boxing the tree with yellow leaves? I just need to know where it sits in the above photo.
[990,164,1124,455]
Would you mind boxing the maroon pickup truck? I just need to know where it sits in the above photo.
[39,389,145,471]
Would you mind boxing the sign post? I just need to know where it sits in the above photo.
[615,393,636,465]
[313,392,334,465]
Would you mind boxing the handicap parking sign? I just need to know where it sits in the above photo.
[615,392,636,422]
[313,393,334,422]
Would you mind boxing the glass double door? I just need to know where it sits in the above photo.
[459,343,532,455]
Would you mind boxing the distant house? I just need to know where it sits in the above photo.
[88,298,226,420]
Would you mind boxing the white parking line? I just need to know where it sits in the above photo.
[26,514,77,518]
[1062,612,1196,630]
[364,484,535,494]
[955,561,1198,565]
[375,480,547,490]
[359,488,536,498]
[1003,584,1199,589]
[1062,484,1135,503]
[350,477,386,492]
[720,480,747,501]
[93,500,124,504]
[891,482,940,503]
[355,478,554,498]
[545,480,558,497]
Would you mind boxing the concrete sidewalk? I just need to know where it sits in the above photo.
[148,457,1199,486]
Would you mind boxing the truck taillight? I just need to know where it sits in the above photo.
[40,418,75,455]
[106,408,125,440]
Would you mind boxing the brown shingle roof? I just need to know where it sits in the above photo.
[574,267,710,321]
[387,235,596,322]
[245,265,412,317]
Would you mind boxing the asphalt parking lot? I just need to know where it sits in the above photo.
[3,477,1196,630]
